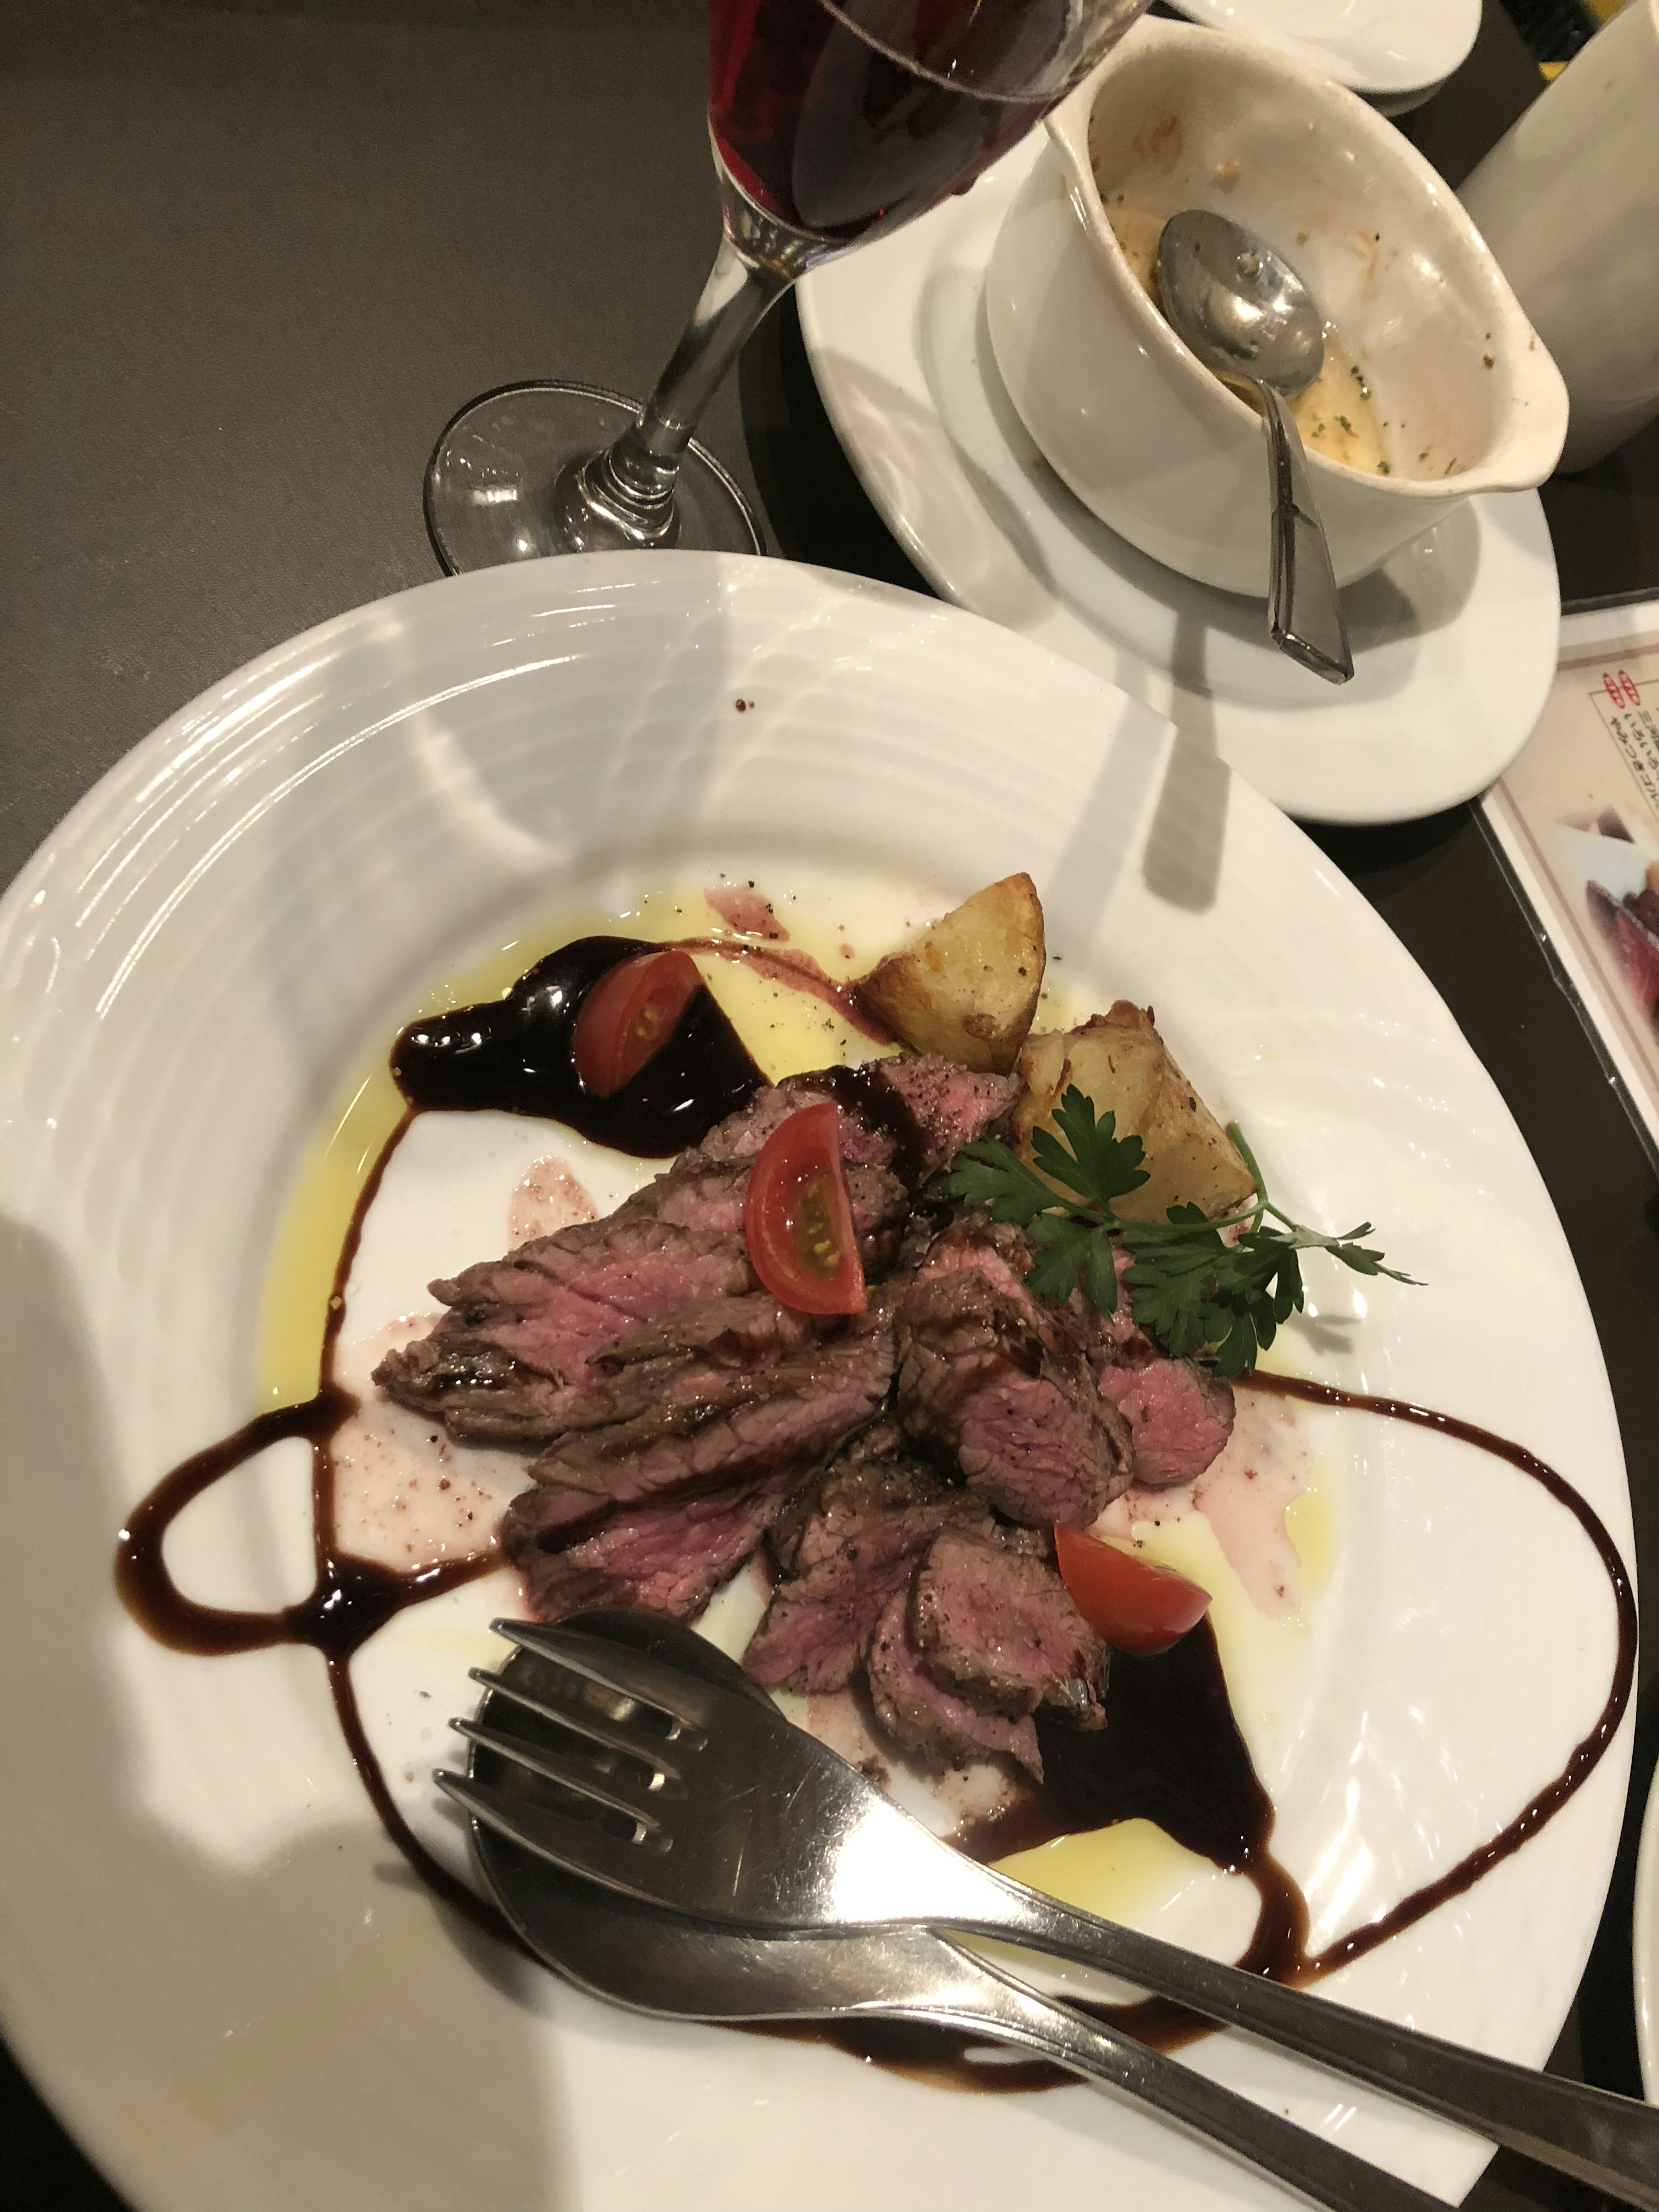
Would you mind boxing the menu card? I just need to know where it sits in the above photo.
[1482,599,1659,1166]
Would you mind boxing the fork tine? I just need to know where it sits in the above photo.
[436,1770,671,1881]
[467,1666,687,1777]
[491,1619,714,1736]
[451,1717,684,1827]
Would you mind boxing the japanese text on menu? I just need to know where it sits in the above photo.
[1595,662,1659,813]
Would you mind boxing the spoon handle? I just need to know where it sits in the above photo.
[890,1937,1446,2212]
[1259,381,1354,685]
[954,1872,1659,2209]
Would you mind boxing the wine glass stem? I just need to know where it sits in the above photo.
[559,238,790,550]
[634,238,790,478]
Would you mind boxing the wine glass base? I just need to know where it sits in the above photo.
[423,380,765,573]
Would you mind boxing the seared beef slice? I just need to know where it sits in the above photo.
[869,1056,1020,1176]
[687,1056,1015,1180]
[743,1441,968,1692]
[896,1262,1131,1527]
[867,1585,1042,1780]
[377,1154,904,1441]
[1097,1351,1234,1487]
[374,1187,756,1441]
[521,1294,898,1533]
[912,1527,1104,1726]
[504,1466,799,1624]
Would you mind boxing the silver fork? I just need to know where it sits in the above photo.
[456,1609,1445,2212]
[437,1617,1659,2211]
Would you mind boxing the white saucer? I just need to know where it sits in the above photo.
[798,138,1560,827]
[1163,0,1478,102]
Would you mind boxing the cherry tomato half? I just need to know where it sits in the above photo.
[571,949,703,1099]
[743,1101,867,1316]
[1053,1523,1212,1655]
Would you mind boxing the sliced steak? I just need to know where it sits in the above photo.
[1097,1351,1235,1487]
[866,1586,1042,1779]
[682,1081,893,1170]
[375,1058,985,1445]
[744,1443,971,1693]
[522,1296,898,1533]
[1078,1252,1236,1488]
[432,1160,901,1377]
[916,1215,1035,1303]
[450,1340,803,1450]
[595,1294,818,1370]
[377,1296,818,1450]
[768,1416,903,1573]
[374,1203,753,1433]
[912,1527,1105,1726]
[504,1466,798,1623]
[371,1339,572,1447]
[872,1056,1020,1176]
[955,1354,1132,1526]
[690,1058,1017,1183]
[896,1256,1131,1528]
[376,1154,904,1439]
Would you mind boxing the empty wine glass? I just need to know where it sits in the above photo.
[425,0,1147,573]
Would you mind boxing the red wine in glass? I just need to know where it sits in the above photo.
[710,0,1072,246]
[426,0,1144,572]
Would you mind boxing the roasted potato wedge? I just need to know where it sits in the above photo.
[1013,1004,1255,1221]
[858,874,1045,1074]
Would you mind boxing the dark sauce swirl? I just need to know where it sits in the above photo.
[115,1112,504,1937]
[115,934,1638,2090]
[1252,1373,1638,1982]
[391,935,764,1154]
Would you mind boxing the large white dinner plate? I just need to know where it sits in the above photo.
[0,553,1632,2212]
[798,139,1561,828]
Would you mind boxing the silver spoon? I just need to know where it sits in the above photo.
[1156,210,1355,685]
[461,1609,1441,2212]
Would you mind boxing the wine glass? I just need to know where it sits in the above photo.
[425,0,1148,574]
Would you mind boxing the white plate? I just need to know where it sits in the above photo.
[0,552,1631,2212]
[798,139,1561,827]
[1162,0,1478,101]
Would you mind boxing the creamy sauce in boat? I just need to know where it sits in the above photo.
[1104,194,1391,477]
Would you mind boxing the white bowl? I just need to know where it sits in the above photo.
[986,19,1568,596]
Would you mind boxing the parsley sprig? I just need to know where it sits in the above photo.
[944,1088,1415,1378]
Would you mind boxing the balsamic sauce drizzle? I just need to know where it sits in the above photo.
[391,934,766,1154]
[116,1109,507,1940]
[114,935,1639,2087]
[1252,1373,1638,1983]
